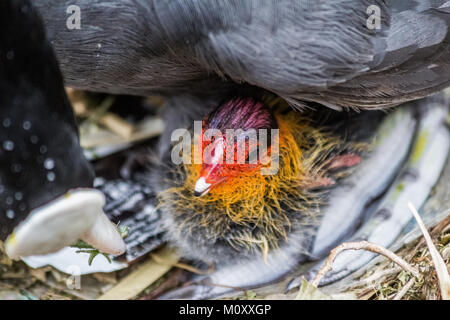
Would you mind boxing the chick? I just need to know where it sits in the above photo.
[154,96,368,266]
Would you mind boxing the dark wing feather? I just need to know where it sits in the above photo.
[316,1,450,108]
[187,0,450,109]
[34,0,450,109]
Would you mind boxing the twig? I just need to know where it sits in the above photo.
[409,214,450,259]
[98,246,180,300]
[352,266,402,288]
[139,269,189,300]
[408,203,450,300]
[150,253,214,275]
[98,113,135,139]
[393,277,416,300]
[203,280,247,293]
[79,96,136,139]
[312,241,420,287]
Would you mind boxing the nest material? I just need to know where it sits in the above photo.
[0,91,448,300]
[346,216,450,300]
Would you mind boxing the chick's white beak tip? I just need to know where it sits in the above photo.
[194,177,211,197]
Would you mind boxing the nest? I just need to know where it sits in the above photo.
[0,90,448,300]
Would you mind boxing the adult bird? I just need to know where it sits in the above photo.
[0,0,126,259]
[2,0,450,298]
[33,0,450,108]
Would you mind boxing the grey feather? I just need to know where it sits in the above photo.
[33,0,450,109]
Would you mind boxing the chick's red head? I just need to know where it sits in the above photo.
[194,96,277,196]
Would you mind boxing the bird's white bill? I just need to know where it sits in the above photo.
[5,189,126,259]
[194,177,211,196]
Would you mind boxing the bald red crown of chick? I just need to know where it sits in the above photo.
[194,97,278,196]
